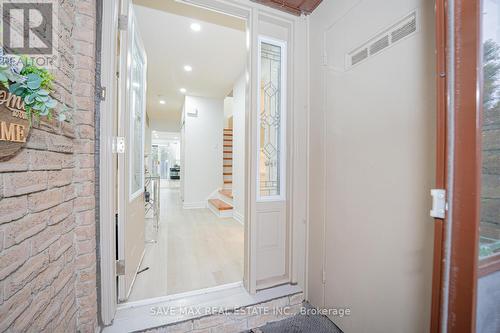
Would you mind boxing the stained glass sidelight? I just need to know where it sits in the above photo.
[259,41,283,197]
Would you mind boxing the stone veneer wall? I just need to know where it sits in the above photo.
[0,0,98,332]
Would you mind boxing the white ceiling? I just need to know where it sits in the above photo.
[133,1,246,129]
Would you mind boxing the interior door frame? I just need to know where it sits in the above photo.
[98,0,306,326]
[431,0,483,331]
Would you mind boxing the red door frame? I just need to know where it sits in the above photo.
[446,0,481,331]
[430,0,448,331]
[430,0,482,332]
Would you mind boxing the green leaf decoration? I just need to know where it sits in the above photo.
[24,94,35,104]
[35,95,49,102]
[26,73,42,90]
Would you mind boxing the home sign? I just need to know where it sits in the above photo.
[0,86,30,159]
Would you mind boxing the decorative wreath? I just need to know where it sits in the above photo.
[0,55,70,123]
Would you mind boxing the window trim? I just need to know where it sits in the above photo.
[256,35,287,202]
[479,252,500,277]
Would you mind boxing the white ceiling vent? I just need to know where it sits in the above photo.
[346,10,418,69]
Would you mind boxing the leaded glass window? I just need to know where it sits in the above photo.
[258,39,285,198]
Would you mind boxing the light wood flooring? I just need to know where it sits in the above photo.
[127,181,244,302]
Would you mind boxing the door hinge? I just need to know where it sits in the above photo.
[116,260,125,276]
[430,189,446,219]
[113,137,125,154]
[118,15,128,31]
[322,268,326,284]
[99,86,106,101]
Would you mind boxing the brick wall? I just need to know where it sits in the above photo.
[0,0,98,332]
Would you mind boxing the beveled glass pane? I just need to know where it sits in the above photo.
[259,42,282,197]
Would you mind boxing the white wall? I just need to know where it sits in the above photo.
[144,114,152,174]
[232,74,246,222]
[308,1,436,332]
[182,96,223,207]
[150,111,182,132]
[224,96,234,128]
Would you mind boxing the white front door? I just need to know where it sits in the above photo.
[116,0,148,302]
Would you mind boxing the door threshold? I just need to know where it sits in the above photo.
[118,281,244,309]
[103,283,302,333]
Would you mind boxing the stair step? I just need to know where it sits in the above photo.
[224,128,233,131]
[223,133,233,137]
[223,145,232,148]
[223,172,232,175]
[223,157,232,161]
[219,189,233,199]
[224,180,232,184]
[209,199,233,211]
[223,150,232,154]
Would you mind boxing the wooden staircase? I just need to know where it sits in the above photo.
[208,128,234,217]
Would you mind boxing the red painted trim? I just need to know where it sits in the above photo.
[446,0,481,331]
[430,1,448,331]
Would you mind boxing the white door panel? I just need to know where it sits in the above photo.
[256,206,286,280]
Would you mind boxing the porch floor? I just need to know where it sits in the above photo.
[246,303,343,333]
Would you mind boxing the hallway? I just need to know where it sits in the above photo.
[128,181,244,302]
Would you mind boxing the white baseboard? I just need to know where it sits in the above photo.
[233,210,244,225]
[183,201,206,209]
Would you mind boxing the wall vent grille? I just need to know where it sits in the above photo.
[369,35,389,55]
[351,48,368,65]
[346,10,418,69]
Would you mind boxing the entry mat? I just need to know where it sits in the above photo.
[246,303,343,333]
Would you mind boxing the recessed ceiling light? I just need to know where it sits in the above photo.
[180,88,187,94]
[190,23,201,32]
[159,100,166,105]
[184,65,192,72]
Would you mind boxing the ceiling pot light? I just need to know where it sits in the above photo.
[159,100,166,105]
[190,23,201,32]
[180,88,187,94]
[184,65,192,72]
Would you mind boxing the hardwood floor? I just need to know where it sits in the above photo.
[127,181,244,302]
